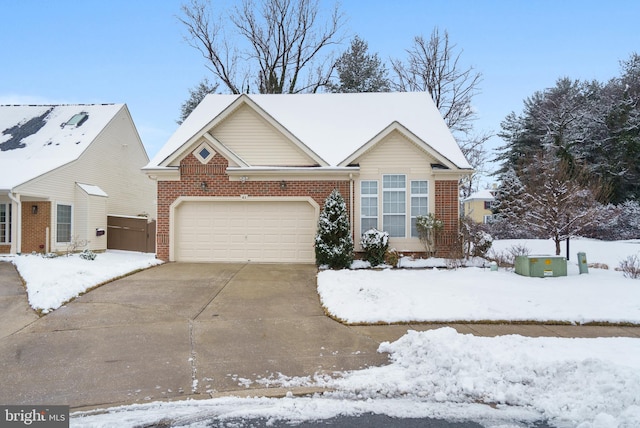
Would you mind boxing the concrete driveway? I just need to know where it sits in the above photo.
[0,262,39,339]
[1,261,639,411]
[0,263,393,410]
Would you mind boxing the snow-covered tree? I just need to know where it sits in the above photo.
[495,54,640,205]
[315,189,353,269]
[501,153,604,255]
[327,36,390,93]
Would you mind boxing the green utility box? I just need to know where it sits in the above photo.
[515,255,567,277]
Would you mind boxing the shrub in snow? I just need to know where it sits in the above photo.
[384,248,400,268]
[79,249,97,261]
[618,254,640,279]
[460,216,493,259]
[315,189,353,269]
[360,228,389,266]
[415,213,443,256]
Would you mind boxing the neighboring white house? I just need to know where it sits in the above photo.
[145,92,473,263]
[0,104,156,255]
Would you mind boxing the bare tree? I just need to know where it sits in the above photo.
[459,130,492,198]
[179,0,344,94]
[391,28,481,135]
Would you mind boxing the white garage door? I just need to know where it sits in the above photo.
[174,200,317,263]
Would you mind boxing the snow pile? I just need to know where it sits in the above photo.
[6,250,162,312]
[331,328,640,426]
[72,328,640,427]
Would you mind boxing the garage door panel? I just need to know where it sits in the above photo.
[175,200,316,263]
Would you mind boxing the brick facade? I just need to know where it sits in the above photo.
[21,201,51,254]
[434,180,462,257]
[156,153,350,261]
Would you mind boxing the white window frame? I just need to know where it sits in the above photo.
[0,203,11,244]
[382,174,406,238]
[410,180,429,238]
[56,203,73,243]
[360,180,378,233]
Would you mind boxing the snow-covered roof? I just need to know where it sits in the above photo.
[0,104,123,190]
[76,183,108,197]
[464,188,496,201]
[147,92,471,169]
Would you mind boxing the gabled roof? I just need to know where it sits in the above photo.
[146,92,472,170]
[464,189,496,202]
[0,104,124,190]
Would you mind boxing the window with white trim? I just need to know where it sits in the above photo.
[0,203,11,244]
[56,204,72,243]
[383,174,406,237]
[410,180,429,237]
[360,181,378,232]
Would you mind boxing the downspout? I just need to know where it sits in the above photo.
[349,173,354,242]
[8,192,21,254]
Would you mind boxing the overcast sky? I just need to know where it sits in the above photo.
[2,0,639,178]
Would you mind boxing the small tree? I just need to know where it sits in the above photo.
[415,213,444,256]
[315,189,353,269]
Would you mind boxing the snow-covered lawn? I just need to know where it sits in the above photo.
[0,250,162,313]
[73,327,640,427]
[319,238,640,324]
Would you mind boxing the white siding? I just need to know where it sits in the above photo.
[74,184,107,251]
[211,103,316,167]
[15,106,156,252]
[353,130,437,252]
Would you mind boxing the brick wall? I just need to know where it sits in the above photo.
[0,245,9,254]
[21,201,51,254]
[156,153,350,261]
[434,180,461,257]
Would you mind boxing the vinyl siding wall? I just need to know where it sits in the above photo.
[211,104,316,167]
[353,130,438,252]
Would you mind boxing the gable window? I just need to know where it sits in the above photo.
[360,181,378,232]
[410,180,429,237]
[56,204,72,243]
[193,142,215,164]
[383,174,406,237]
[0,203,11,244]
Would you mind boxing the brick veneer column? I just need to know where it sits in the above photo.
[434,180,461,257]
[156,153,350,261]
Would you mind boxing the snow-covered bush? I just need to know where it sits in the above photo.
[360,228,389,266]
[79,249,97,261]
[460,216,493,259]
[618,254,640,279]
[315,189,353,269]
[415,213,443,256]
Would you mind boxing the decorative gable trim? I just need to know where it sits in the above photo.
[339,121,467,172]
[202,132,248,167]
